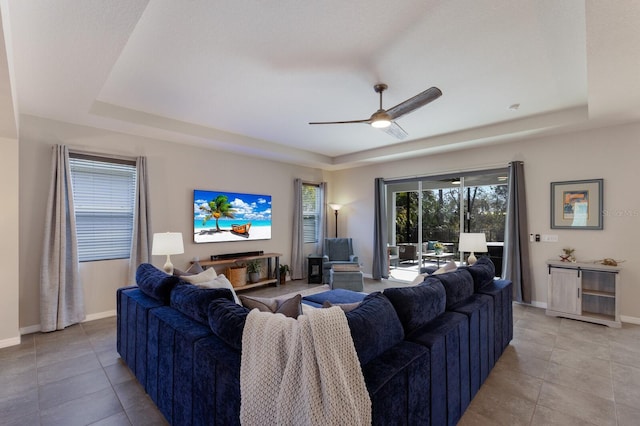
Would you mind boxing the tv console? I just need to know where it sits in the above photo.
[195,252,282,291]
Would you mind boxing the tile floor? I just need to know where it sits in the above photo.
[1,278,639,425]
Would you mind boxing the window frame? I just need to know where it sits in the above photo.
[302,183,321,244]
[69,153,137,262]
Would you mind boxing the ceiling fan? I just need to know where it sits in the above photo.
[309,84,442,139]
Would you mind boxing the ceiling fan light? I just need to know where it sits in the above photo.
[371,119,391,128]
[371,110,392,128]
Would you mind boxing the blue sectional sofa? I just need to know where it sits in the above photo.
[117,257,511,425]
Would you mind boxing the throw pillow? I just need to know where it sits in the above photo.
[197,274,240,305]
[239,294,302,319]
[172,268,194,277]
[432,260,457,275]
[186,261,205,274]
[322,300,361,312]
[180,267,217,283]
[410,273,428,285]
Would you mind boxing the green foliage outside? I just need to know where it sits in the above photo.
[395,185,507,245]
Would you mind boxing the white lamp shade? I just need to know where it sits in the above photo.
[458,233,487,253]
[458,232,487,265]
[152,232,184,255]
[328,203,342,211]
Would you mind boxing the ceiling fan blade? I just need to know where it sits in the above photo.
[386,87,442,120]
[309,119,370,125]
[379,121,408,139]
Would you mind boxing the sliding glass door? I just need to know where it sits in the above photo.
[386,169,508,280]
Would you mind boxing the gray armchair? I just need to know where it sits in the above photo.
[322,238,359,284]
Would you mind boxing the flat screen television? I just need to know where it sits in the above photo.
[193,189,272,243]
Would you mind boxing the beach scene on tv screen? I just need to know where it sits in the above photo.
[194,189,272,243]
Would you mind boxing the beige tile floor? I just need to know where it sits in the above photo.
[1,278,639,425]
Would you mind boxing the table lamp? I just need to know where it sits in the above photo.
[458,232,487,265]
[152,232,184,274]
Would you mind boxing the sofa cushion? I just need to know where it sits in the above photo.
[429,268,475,309]
[345,292,405,366]
[322,300,361,312]
[239,294,302,318]
[180,267,217,283]
[303,289,366,306]
[465,256,496,291]
[208,298,250,351]
[384,281,446,334]
[169,284,234,325]
[136,263,180,303]
[193,274,240,305]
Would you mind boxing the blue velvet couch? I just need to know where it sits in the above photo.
[117,257,511,425]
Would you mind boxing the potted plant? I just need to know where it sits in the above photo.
[434,242,444,255]
[279,264,290,285]
[246,259,262,283]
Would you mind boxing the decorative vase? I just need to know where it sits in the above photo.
[249,272,260,283]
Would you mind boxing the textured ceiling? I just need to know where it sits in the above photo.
[3,0,640,169]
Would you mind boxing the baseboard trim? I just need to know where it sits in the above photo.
[20,324,40,335]
[19,310,117,336]
[0,335,21,349]
[84,310,116,322]
[621,315,640,325]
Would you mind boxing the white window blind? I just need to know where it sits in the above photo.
[69,154,137,262]
[302,183,321,243]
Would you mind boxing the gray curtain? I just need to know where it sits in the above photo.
[40,145,85,332]
[372,178,388,280]
[128,156,152,284]
[503,161,531,303]
[291,179,305,280]
[318,182,327,249]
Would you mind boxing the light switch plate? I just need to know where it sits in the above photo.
[541,234,558,242]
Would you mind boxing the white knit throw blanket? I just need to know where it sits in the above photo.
[240,306,371,426]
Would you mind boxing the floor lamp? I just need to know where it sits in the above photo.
[329,203,342,238]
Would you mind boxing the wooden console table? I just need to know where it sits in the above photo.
[194,252,282,291]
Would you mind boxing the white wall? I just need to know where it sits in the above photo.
[18,115,326,331]
[0,137,20,346]
[16,114,640,331]
[330,122,640,321]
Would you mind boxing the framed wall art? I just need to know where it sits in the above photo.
[550,178,603,230]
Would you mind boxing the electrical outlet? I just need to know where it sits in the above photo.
[541,234,558,242]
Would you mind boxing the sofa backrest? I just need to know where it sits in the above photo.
[383,281,446,335]
[170,284,234,325]
[345,292,405,366]
[426,268,475,309]
[463,256,496,292]
[136,263,180,303]
[208,298,251,351]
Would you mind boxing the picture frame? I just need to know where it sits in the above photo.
[550,178,603,230]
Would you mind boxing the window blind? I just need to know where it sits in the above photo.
[302,183,320,243]
[69,154,137,262]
